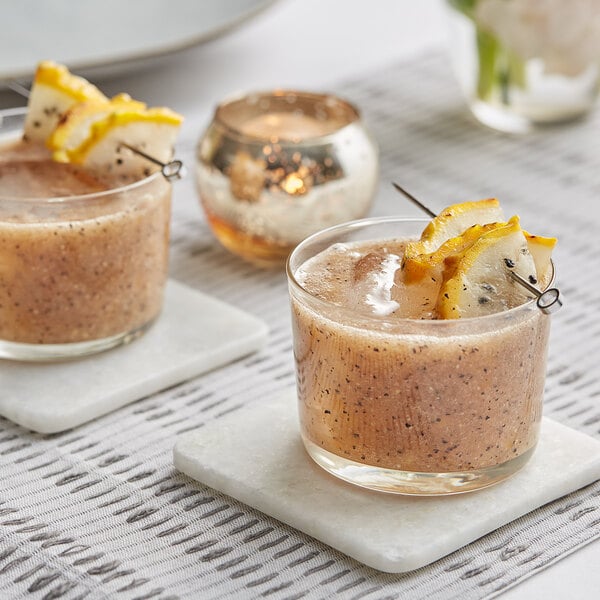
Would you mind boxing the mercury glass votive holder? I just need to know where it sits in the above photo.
[195,90,379,267]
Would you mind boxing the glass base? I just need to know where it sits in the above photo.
[470,99,589,134]
[302,436,536,496]
[205,211,293,268]
[0,318,156,362]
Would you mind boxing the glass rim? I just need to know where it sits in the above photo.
[212,89,361,143]
[286,215,556,328]
[0,130,166,205]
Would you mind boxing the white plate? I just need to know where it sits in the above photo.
[0,0,275,82]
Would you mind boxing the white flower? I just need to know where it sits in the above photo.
[475,0,600,76]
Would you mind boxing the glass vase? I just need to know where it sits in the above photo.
[447,0,600,133]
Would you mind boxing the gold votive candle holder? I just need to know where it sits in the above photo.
[195,90,379,267]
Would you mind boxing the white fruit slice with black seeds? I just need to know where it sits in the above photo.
[23,61,107,143]
[48,93,145,161]
[436,216,538,319]
[51,107,183,181]
[524,231,557,289]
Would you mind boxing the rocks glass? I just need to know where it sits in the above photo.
[196,90,378,267]
[287,217,552,495]
[0,131,172,361]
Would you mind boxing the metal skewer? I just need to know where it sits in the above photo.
[392,182,436,217]
[508,271,562,314]
[119,143,186,182]
[391,182,563,314]
[6,80,30,99]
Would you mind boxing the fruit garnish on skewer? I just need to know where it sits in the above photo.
[23,61,184,180]
[436,216,539,318]
[50,104,183,180]
[392,183,559,318]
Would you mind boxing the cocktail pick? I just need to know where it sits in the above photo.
[119,143,186,182]
[508,271,562,314]
[391,182,563,314]
[392,182,436,217]
[6,80,30,98]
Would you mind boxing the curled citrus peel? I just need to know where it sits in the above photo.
[417,198,504,254]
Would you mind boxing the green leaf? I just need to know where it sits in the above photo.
[476,28,499,101]
[507,49,527,89]
[447,0,478,19]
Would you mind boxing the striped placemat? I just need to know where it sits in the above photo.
[1,52,599,599]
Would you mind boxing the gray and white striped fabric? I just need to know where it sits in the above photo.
[1,53,599,599]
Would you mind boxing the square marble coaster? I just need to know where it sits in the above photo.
[0,280,268,434]
[174,390,600,573]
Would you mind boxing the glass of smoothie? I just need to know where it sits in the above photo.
[0,130,172,361]
[287,217,553,495]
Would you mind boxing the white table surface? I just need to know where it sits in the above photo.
[99,1,600,597]
[3,1,598,597]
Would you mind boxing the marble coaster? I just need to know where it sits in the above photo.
[174,390,600,574]
[0,280,268,434]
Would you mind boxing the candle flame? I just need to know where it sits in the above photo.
[281,173,307,195]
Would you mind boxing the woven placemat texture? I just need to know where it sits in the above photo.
[1,53,599,599]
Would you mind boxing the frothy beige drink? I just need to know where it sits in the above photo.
[0,60,183,360]
[0,140,171,347]
[287,216,554,494]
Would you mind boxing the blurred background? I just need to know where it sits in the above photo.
[0,0,447,113]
